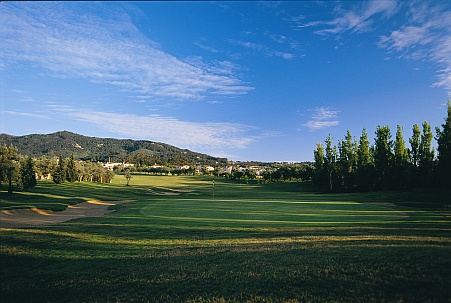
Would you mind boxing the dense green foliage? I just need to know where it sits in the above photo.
[436,100,451,188]
[314,100,451,192]
[0,145,36,193]
[0,131,227,165]
[1,176,450,302]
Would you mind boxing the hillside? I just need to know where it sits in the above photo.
[0,131,227,165]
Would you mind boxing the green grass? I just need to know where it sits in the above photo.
[1,175,451,302]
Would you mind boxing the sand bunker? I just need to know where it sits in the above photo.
[0,200,135,228]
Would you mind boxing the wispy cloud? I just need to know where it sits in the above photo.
[264,32,301,50]
[2,111,48,119]
[48,105,257,150]
[230,40,295,60]
[302,107,340,131]
[194,40,221,54]
[293,0,399,35]
[378,2,451,90]
[294,0,451,91]
[0,2,253,101]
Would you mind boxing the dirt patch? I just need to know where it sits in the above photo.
[0,200,135,228]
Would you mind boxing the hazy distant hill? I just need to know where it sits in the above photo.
[0,131,227,165]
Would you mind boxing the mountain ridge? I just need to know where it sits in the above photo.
[0,131,227,165]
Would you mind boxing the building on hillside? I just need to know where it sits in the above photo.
[150,163,163,169]
[102,161,134,171]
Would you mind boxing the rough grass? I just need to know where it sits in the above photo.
[1,175,450,302]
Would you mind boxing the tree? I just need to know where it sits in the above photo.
[338,130,357,191]
[19,156,37,190]
[66,154,77,183]
[53,156,65,184]
[374,125,393,190]
[418,121,435,187]
[356,128,374,191]
[324,134,337,192]
[393,125,410,188]
[125,168,132,186]
[313,142,326,190]
[409,124,421,168]
[436,100,451,188]
[409,123,421,186]
[0,144,19,194]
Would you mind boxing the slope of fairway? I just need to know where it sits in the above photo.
[139,198,404,227]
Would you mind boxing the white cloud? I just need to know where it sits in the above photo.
[302,107,340,131]
[0,2,252,101]
[48,105,257,150]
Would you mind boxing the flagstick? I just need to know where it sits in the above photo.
[213,178,215,202]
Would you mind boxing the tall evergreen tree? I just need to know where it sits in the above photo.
[435,100,451,188]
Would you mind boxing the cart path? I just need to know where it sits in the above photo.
[0,200,135,228]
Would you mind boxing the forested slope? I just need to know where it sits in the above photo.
[0,131,226,165]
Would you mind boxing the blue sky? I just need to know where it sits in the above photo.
[1,1,450,162]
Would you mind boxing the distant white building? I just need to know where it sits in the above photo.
[205,166,215,172]
[102,161,134,171]
[150,163,163,169]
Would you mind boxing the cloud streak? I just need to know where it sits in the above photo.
[292,1,399,35]
[0,2,253,100]
[230,40,295,60]
[49,105,257,151]
[303,107,340,131]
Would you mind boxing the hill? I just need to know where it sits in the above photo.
[0,131,227,165]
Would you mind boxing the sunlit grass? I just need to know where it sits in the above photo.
[1,175,451,302]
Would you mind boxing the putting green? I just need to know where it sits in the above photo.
[139,198,406,226]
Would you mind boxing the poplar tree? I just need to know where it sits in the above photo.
[409,124,421,167]
[435,100,451,187]
[338,130,357,191]
[418,121,435,187]
[313,142,326,190]
[357,128,373,190]
[324,134,337,192]
[374,125,393,190]
[394,125,410,187]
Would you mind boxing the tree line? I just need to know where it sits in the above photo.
[226,163,314,183]
[0,145,36,194]
[0,150,115,194]
[313,100,451,192]
[0,131,227,165]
